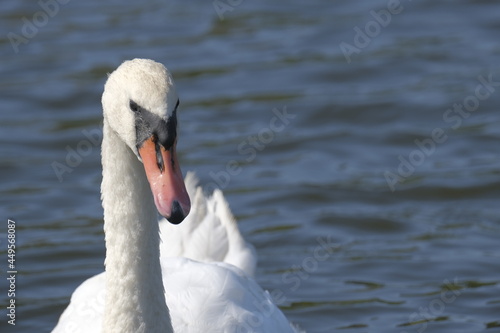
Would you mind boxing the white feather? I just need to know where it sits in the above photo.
[160,171,257,277]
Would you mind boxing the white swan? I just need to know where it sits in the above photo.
[52,59,298,333]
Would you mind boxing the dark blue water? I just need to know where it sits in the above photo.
[1,1,500,332]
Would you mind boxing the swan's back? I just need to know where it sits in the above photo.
[159,172,257,277]
[164,258,297,332]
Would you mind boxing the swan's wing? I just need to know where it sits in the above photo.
[51,273,105,333]
[159,172,257,277]
[162,257,298,333]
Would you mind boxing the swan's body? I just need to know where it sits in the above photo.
[52,59,297,333]
[52,258,293,332]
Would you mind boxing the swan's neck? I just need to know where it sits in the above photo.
[101,120,173,333]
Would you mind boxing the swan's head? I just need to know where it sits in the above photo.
[102,58,190,224]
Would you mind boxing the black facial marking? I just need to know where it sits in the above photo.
[132,99,179,154]
[129,100,140,112]
[154,135,165,173]
[170,146,176,169]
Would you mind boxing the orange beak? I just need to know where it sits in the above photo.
[138,136,190,224]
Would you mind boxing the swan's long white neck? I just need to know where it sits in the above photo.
[101,119,173,333]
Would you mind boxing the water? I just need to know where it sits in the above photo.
[1,0,500,332]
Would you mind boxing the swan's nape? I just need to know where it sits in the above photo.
[102,59,190,223]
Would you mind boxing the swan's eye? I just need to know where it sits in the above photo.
[129,100,140,112]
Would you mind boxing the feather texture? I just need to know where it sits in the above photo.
[159,172,257,277]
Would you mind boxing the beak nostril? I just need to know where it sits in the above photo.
[168,200,185,225]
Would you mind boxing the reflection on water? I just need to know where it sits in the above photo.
[1,0,500,332]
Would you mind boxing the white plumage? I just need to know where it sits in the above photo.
[52,258,294,333]
[159,172,257,277]
[51,59,299,333]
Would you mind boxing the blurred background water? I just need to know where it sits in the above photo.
[1,0,500,332]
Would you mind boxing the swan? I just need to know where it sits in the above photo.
[52,59,299,333]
